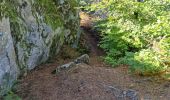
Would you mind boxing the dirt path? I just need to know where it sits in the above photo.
[15,26,170,100]
[15,13,170,100]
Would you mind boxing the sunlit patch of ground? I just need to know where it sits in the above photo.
[80,11,92,28]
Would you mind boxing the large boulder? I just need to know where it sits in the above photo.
[0,0,80,95]
[0,18,19,95]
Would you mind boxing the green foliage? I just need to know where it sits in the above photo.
[33,0,63,29]
[2,91,21,100]
[32,0,80,44]
[120,50,168,75]
[0,0,20,20]
[87,0,170,75]
[162,72,170,80]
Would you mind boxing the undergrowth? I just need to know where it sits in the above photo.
[84,0,170,75]
[2,91,21,100]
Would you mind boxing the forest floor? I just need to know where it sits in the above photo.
[15,12,170,100]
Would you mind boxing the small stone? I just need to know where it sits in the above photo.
[74,54,90,64]
[56,62,76,73]
[107,86,122,97]
[126,89,139,100]
[123,91,127,95]
[0,32,3,36]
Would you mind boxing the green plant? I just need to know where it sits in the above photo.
[86,0,170,75]
[2,91,21,100]
[0,0,19,20]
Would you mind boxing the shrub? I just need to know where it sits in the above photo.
[86,0,170,75]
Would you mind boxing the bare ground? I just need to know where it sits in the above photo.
[15,12,170,100]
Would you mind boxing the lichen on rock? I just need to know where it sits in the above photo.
[0,0,80,96]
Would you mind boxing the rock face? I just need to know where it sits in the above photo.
[0,18,19,95]
[0,0,79,95]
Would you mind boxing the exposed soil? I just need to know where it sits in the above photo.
[15,12,170,100]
